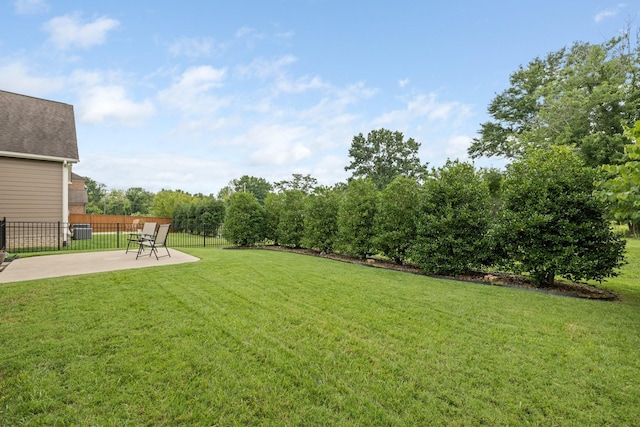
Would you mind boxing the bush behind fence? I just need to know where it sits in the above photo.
[3,221,228,253]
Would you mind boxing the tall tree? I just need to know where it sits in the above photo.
[104,189,131,215]
[217,175,273,205]
[152,189,194,218]
[84,177,107,214]
[595,120,640,235]
[273,173,318,194]
[469,32,640,167]
[125,187,154,215]
[345,128,428,189]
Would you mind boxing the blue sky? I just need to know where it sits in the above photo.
[1,0,637,195]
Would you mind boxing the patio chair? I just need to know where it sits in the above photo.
[126,222,157,254]
[136,223,171,260]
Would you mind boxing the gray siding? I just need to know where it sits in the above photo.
[0,157,63,222]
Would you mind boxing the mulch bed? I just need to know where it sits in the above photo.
[233,245,618,301]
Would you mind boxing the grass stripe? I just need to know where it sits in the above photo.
[1,243,639,425]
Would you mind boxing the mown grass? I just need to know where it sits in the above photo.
[1,241,639,425]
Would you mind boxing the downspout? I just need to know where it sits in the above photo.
[62,160,70,246]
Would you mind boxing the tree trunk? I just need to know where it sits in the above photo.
[533,268,555,287]
[543,270,555,287]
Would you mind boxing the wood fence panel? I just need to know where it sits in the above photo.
[68,214,171,225]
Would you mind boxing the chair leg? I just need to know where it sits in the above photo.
[136,243,146,259]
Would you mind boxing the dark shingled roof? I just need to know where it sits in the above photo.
[71,172,86,181]
[69,188,89,204]
[0,90,79,161]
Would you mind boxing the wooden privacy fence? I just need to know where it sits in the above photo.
[69,214,171,226]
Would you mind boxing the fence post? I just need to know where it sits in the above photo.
[117,222,120,248]
[57,221,61,250]
[0,217,5,251]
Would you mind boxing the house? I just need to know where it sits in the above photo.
[68,173,88,214]
[0,89,81,245]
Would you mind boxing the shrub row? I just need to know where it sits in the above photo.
[221,148,626,287]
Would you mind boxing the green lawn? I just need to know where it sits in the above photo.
[1,242,639,425]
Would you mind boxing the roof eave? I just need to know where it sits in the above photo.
[0,150,79,163]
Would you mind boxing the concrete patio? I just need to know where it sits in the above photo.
[0,249,200,283]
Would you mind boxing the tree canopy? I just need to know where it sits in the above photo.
[217,175,273,205]
[273,173,318,194]
[469,32,640,167]
[596,120,640,235]
[345,128,428,189]
[495,146,626,286]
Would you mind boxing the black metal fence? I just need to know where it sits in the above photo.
[1,217,6,251]
[2,221,229,254]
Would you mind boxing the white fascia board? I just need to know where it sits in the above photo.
[0,150,79,163]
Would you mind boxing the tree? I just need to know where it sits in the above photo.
[469,33,640,167]
[596,121,640,235]
[495,146,626,286]
[336,178,379,258]
[345,128,428,189]
[217,175,273,205]
[276,190,307,247]
[152,189,194,218]
[84,177,107,214]
[263,192,284,245]
[173,196,225,235]
[302,186,340,252]
[273,173,318,194]
[125,187,154,215]
[479,167,504,216]
[104,189,131,215]
[222,192,265,246]
[410,161,494,275]
[373,176,421,264]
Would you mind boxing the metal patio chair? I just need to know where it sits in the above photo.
[136,223,171,260]
[126,222,157,254]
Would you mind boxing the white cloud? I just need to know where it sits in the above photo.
[76,152,234,193]
[594,4,626,23]
[0,61,64,96]
[445,135,472,159]
[374,93,471,128]
[398,78,410,88]
[234,26,268,46]
[229,123,312,166]
[43,14,120,50]
[78,85,155,126]
[311,154,350,185]
[275,75,328,94]
[235,55,297,80]
[251,142,312,166]
[168,37,223,58]
[14,0,49,14]
[158,66,228,114]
